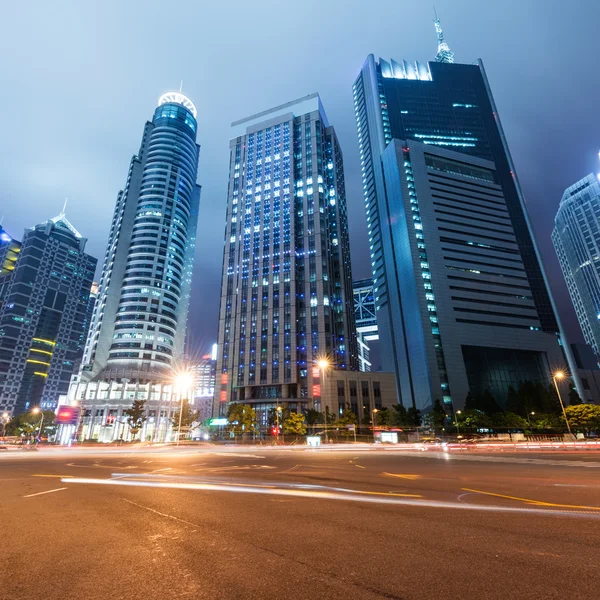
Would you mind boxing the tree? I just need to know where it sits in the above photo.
[282,412,307,436]
[335,409,358,427]
[306,409,322,425]
[407,407,422,427]
[456,409,493,430]
[530,412,562,430]
[227,403,258,437]
[392,404,408,426]
[170,399,200,440]
[15,411,56,439]
[568,388,583,406]
[492,412,527,430]
[124,399,147,439]
[424,398,446,432]
[479,390,501,415]
[564,404,600,435]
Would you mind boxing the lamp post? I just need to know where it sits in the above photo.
[454,410,462,435]
[372,408,379,443]
[317,359,329,444]
[552,371,575,439]
[527,411,535,427]
[1,411,9,438]
[175,372,194,446]
[276,405,282,443]
[32,407,44,445]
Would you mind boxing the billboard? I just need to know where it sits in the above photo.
[56,405,81,425]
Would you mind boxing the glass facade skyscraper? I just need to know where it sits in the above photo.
[553,174,600,359]
[0,214,96,415]
[215,94,358,421]
[353,23,580,410]
[68,92,201,441]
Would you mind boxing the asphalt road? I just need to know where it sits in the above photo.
[2,446,600,600]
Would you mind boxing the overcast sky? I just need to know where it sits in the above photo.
[0,0,597,359]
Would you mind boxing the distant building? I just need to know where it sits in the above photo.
[353,18,581,411]
[190,345,216,423]
[69,92,201,442]
[570,343,600,404]
[0,213,96,415]
[553,174,600,358]
[353,278,378,372]
[215,94,361,423]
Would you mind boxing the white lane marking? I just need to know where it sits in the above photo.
[148,467,172,473]
[24,487,67,498]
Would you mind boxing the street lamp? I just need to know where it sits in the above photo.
[317,358,329,444]
[275,405,282,443]
[32,407,44,444]
[372,408,379,443]
[1,411,9,438]
[552,370,575,439]
[175,371,194,446]
[455,410,462,435]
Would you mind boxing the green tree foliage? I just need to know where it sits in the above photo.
[124,399,147,438]
[492,411,528,429]
[407,407,422,427]
[530,413,562,430]
[456,409,492,429]
[334,409,358,427]
[170,399,200,438]
[564,404,600,434]
[12,411,56,438]
[424,398,447,432]
[568,388,582,406]
[227,403,258,437]
[306,408,322,425]
[282,412,307,436]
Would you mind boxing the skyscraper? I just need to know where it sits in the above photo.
[553,173,600,358]
[69,92,201,441]
[215,94,358,422]
[0,213,96,415]
[353,19,581,411]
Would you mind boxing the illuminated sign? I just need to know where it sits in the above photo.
[56,406,81,425]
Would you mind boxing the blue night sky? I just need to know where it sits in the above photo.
[0,0,598,362]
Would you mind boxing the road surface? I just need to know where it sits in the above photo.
[1,445,599,599]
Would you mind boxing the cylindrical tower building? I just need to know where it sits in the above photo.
[69,92,201,441]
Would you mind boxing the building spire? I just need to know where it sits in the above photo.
[61,197,68,216]
[433,10,454,63]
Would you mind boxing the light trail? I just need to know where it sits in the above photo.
[61,475,600,519]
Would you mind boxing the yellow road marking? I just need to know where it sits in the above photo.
[382,472,422,480]
[354,464,366,469]
[462,487,600,511]
[32,474,74,478]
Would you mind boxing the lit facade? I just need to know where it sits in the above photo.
[69,92,201,441]
[353,21,581,411]
[0,215,96,415]
[353,278,378,372]
[215,94,358,421]
[553,174,600,357]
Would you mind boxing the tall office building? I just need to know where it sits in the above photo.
[69,92,201,441]
[353,19,580,411]
[215,94,359,421]
[0,213,96,415]
[553,173,600,358]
